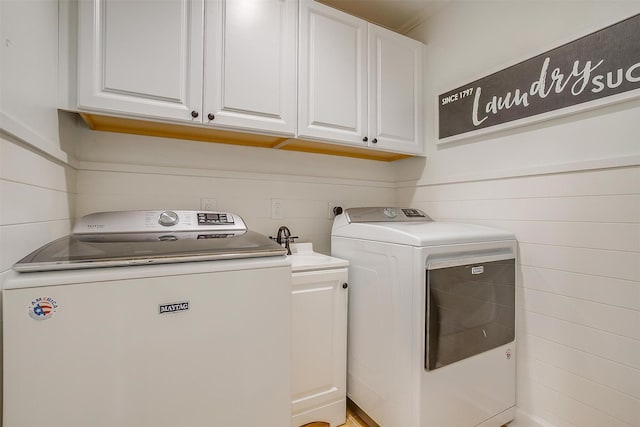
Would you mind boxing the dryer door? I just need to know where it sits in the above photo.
[425,256,515,371]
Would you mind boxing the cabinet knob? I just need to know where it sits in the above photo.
[342,283,348,289]
[191,110,199,118]
[362,136,368,142]
[207,113,215,121]
[372,138,378,144]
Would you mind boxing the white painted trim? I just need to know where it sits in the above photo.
[510,408,557,427]
[0,112,75,167]
[76,161,396,188]
[396,11,427,36]
[57,0,78,110]
[395,154,640,188]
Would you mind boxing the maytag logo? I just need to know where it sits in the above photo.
[471,266,484,275]
[87,224,104,229]
[159,301,189,314]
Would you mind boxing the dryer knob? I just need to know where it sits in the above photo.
[158,210,179,227]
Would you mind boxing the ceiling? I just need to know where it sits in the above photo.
[316,0,448,34]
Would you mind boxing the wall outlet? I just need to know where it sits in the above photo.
[271,199,284,219]
[200,198,217,211]
[328,201,343,219]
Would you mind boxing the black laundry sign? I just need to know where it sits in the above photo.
[438,14,640,141]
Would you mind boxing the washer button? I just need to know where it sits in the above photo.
[158,211,179,226]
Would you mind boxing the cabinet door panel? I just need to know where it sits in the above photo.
[78,0,203,122]
[291,268,348,419]
[368,24,424,155]
[204,0,296,135]
[298,1,367,145]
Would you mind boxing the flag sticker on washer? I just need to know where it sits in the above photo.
[471,266,485,275]
[28,296,58,321]
[159,301,190,314]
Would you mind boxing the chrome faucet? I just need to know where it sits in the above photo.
[271,226,298,255]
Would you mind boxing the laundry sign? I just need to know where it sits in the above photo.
[438,14,640,142]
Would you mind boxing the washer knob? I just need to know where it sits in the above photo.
[158,210,179,227]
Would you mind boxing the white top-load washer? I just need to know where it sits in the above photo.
[4,210,291,427]
[331,207,517,427]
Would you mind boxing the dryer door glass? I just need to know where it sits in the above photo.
[425,258,515,371]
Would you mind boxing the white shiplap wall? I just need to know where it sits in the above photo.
[69,119,397,255]
[0,137,76,275]
[0,0,76,277]
[0,135,76,427]
[0,0,77,276]
[1,2,78,422]
[74,161,395,255]
[405,1,640,426]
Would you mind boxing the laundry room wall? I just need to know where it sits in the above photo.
[1,0,78,421]
[67,117,396,255]
[0,1,77,299]
[399,2,640,427]
[3,1,639,427]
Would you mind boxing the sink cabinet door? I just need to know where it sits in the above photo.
[291,268,348,427]
[203,0,297,135]
[77,0,204,122]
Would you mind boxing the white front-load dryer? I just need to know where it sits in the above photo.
[331,207,517,427]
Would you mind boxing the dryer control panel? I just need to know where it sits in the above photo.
[344,207,432,223]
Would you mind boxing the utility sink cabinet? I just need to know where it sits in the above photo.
[290,244,349,427]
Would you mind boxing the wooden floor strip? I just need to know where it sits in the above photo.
[340,409,370,427]
[303,401,508,427]
[300,404,371,427]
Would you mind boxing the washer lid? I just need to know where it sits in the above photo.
[332,208,515,246]
[13,231,286,272]
[14,210,286,272]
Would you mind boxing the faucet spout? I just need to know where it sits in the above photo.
[276,226,291,255]
[274,226,297,255]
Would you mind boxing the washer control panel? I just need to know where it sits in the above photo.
[197,212,234,225]
[73,210,246,234]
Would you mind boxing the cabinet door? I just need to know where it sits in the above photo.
[291,268,348,425]
[203,0,297,135]
[77,0,204,122]
[368,24,424,155]
[298,0,367,146]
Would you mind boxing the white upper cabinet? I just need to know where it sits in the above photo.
[77,0,204,122]
[298,0,424,155]
[368,25,424,155]
[298,1,368,146]
[74,0,423,158]
[204,0,297,135]
[78,0,297,134]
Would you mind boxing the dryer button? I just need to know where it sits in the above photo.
[383,208,397,218]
